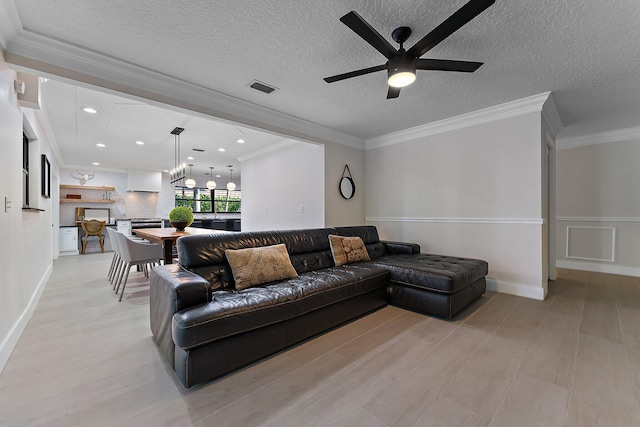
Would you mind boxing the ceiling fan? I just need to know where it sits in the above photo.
[324,0,495,99]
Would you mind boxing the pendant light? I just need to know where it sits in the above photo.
[185,164,196,189]
[206,166,217,190]
[170,127,186,185]
[227,168,236,191]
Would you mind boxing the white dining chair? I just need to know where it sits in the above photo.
[112,231,163,301]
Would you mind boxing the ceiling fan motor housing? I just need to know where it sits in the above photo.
[388,52,417,87]
[389,52,417,74]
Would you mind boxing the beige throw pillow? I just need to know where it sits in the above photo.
[225,244,298,290]
[328,235,370,266]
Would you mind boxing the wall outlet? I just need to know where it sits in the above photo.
[299,204,304,213]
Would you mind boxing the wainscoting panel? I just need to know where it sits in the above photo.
[565,226,616,262]
[556,217,640,277]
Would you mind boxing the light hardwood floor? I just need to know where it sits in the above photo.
[2,253,640,426]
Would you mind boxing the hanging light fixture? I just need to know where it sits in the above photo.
[170,127,186,185]
[206,166,217,190]
[185,164,196,189]
[227,167,236,191]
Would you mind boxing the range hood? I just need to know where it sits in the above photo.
[127,170,161,192]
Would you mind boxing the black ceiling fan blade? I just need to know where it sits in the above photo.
[407,0,495,58]
[340,11,398,59]
[324,64,387,83]
[387,86,401,99]
[416,59,483,72]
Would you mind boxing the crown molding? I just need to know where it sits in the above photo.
[366,92,552,150]
[0,0,21,50]
[237,139,298,162]
[556,126,640,150]
[4,30,365,150]
[541,92,563,137]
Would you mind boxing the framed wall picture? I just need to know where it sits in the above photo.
[41,154,50,198]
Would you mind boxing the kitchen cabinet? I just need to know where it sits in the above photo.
[60,227,79,256]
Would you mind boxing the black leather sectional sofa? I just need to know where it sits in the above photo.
[150,225,487,388]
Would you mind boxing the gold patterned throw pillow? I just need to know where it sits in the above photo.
[225,244,298,290]
[328,235,371,266]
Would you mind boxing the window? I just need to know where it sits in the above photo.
[175,187,241,213]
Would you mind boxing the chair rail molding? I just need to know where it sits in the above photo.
[557,216,640,223]
[366,216,544,225]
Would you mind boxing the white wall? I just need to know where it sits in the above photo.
[324,141,366,227]
[0,53,56,373]
[365,111,547,300]
[241,140,325,231]
[556,136,640,276]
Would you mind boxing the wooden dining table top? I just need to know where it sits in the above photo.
[132,227,229,243]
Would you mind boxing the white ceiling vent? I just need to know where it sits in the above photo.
[249,80,278,94]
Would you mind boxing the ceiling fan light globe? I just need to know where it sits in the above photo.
[206,180,216,190]
[388,71,416,88]
[185,178,196,189]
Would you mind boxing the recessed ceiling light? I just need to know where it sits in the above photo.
[162,169,169,173]
[96,143,105,148]
[215,174,221,178]
[187,156,194,160]
[83,107,98,114]
[135,140,144,145]
[92,162,100,166]
[237,139,245,143]
[218,148,226,152]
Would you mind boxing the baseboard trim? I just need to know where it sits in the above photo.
[556,260,640,277]
[0,265,52,374]
[486,277,546,300]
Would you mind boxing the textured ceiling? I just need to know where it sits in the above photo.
[6,0,640,146]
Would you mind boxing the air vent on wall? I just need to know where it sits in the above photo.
[249,80,278,94]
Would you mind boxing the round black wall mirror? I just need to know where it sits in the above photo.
[339,165,355,199]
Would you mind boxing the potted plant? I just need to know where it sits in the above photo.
[169,207,194,231]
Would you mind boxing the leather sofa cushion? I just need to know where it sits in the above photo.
[172,264,390,350]
[178,228,335,268]
[178,228,336,290]
[372,253,489,294]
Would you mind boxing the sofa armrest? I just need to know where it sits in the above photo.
[381,240,421,254]
[150,264,211,368]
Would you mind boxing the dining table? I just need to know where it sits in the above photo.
[132,227,230,264]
